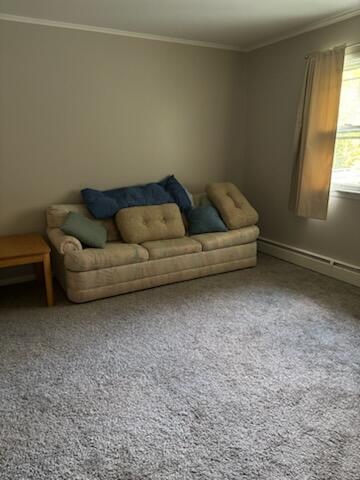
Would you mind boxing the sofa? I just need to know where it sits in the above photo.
[46,185,259,303]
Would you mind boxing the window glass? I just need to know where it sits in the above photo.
[332,48,360,192]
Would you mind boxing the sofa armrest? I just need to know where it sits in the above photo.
[47,228,82,255]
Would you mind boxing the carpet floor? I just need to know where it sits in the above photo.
[0,254,359,480]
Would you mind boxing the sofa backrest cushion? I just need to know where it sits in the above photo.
[193,192,211,207]
[115,204,185,244]
[46,204,120,241]
[206,182,259,229]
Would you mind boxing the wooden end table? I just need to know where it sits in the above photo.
[0,233,54,306]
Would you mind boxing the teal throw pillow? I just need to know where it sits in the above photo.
[187,205,227,235]
[61,212,107,248]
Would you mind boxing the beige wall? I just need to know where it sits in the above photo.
[0,20,246,237]
[245,15,360,266]
[1,15,359,281]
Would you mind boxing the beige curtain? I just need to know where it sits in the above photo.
[290,46,345,220]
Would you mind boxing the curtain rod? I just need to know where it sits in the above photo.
[305,41,360,59]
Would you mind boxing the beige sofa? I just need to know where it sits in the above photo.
[46,191,259,303]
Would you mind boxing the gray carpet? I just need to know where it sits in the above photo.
[0,254,359,480]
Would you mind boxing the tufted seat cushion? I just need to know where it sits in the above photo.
[191,225,259,251]
[206,182,259,229]
[115,204,185,244]
[64,242,149,272]
[142,237,202,260]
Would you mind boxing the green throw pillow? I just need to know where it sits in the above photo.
[187,205,227,235]
[61,212,107,248]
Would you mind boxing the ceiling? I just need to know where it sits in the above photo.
[0,0,359,50]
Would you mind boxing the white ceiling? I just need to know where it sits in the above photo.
[0,0,359,50]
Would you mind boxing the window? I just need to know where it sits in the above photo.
[332,47,360,193]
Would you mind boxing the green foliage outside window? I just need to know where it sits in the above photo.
[332,61,360,188]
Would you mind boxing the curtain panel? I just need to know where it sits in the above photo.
[290,46,345,220]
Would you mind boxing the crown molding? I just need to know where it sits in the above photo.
[245,7,360,51]
[0,13,244,52]
[1,7,359,54]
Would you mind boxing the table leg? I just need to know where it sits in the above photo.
[33,262,43,282]
[43,253,54,306]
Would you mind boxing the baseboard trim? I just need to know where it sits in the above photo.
[258,237,360,288]
[1,241,359,288]
[0,273,36,287]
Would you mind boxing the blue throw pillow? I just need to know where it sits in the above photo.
[82,183,173,219]
[187,205,228,235]
[159,175,192,212]
[82,175,192,219]
[81,189,119,219]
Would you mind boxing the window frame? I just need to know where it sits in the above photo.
[331,46,360,197]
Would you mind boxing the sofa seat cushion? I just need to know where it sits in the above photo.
[66,243,257,291]
[115,204,185,244]
[191,225,259,251]
[206,182,259,229]
[142,237,202,260]
[64,242,149,272]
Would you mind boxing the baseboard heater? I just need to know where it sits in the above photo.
[258,237,360,288]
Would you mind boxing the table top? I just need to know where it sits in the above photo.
[0,233,50,260]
